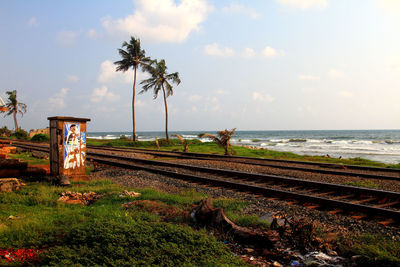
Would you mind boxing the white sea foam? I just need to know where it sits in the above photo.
[182,134,198,139]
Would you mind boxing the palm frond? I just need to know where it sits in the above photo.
[166,72,181,85]
[199,129,236,155]
[164,82,173,97]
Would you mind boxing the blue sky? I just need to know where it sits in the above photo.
[0,0,399,132]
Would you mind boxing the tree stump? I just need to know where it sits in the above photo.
[191,199,278,248]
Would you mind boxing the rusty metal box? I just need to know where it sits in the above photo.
[48,116,90,181]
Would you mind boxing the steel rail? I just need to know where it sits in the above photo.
[89,154,400,221]
[11,141,400,181]
[6,139,399,175]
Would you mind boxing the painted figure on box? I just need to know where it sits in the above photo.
[80,132,86,166]
[64,123,81,169]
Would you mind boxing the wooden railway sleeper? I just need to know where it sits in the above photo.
[373,201,400,209]
[350,197,377,204]
[331,194,356,200]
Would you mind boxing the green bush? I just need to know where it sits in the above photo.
[119,135,130,140]
[12,129,28,140]
[40,218,245,266]
[30,134,50,142]
[339,234,400,266]
[0,126,12,137]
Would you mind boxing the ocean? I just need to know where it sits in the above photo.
[87,130,400,164]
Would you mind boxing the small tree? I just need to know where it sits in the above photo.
[0,126,12,137]
[154,138,160,150]
[199,128,236,155]
[1,90,27,131]
[173,134,189,152]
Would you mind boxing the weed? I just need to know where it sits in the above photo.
[338,234,400,266]
[8,152,49,165]
[345,180,380,189]
[0,180,249,266]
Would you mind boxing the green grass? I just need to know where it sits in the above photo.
[2,179,399,265]
[87,138,400,169]
[338,234,400,266]
[0,179,253,266]
[7,152,49,165]
[344,180,380,189]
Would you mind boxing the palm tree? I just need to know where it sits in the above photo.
[1,90,27,131]
[199,128,236,155]
[173,134,189,152]
[140,59,181,142]
[114,36,152,142]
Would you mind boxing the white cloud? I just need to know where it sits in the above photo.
[87,29,97,39]
[56,31,78,46]
[252,92,274,103]
[222,3,260,19]
[216,89,229,95]
[90,86,120,103]
[98,60,119,83]
[338,90,353,98]
[67,75,79,83]
[27,17,39,27]
[188,95,203,102]
[261,46,284,57]
[135,100,146,107]
[301,87,316,93]
[296,105,317,116]
[276,0,327,10]
[98,60,149,84]
[48,88,68,108]
[204,43,235,57]
[328,69,345,78]
[298,74,320,80]
[378,0,400,13]
[102,0,213,43]
[242,47,256,58]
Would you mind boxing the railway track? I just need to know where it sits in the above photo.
[85,145,400,181]
[7,140,400,180]
[11,141,400,226]
[86,144,400,174]
[12,140,399,180]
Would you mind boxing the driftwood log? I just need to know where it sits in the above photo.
[191,199,278,248]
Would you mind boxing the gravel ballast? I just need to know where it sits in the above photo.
[90,166,400,241]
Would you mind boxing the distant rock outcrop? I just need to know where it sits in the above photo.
[29,127,49,137]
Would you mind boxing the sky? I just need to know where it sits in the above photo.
[0,0,399,132]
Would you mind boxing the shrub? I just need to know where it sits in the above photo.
[12,129,28,140]
[31,134,50,142]
[40,218,245,266]
[119,135,130,140]
[0,126,12,137]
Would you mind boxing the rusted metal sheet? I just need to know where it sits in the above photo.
[48,116,90,181]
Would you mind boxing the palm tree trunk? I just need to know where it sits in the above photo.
[13,109,18,131]
[132,65,137,142]
[225,142,231,155]
[161,84,169,142]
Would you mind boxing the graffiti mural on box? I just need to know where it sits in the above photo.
[64,123,85,169]
[80,132,86,166]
